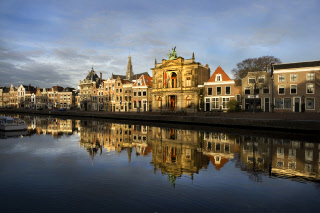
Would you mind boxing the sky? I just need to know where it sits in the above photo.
[0,0,319,89]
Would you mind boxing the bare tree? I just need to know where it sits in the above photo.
[232,56,281,80]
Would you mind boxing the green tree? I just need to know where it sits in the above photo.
[232,56,281,80]
[227,100,240,112]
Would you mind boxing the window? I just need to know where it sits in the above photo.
[186,77,191,87]
[125,89,127,93]
[217,87,221,95]
[249,78,255,83]
[133,92,137,96]
[263,87,269,94]
[278,75,285,82]
[306,73,315,81]
[120,89,122,93]
[290,85,297,94]
[226,86,230,95]
[138,91,141,96]
[158,80,162,88]
[278,85,285,95]
[306,98,315,110]
[275,98,282,108]
[258,76,265,83]
[116,89,118,93]
[211,98,219,109]
[284,98,291,109]
[134,101,137,108]
[118,83,120,86]
[222,98,229,109]
[143,91,146,96]
[216,74,221,81]
[290,74,297,82]
[208,87,212,95]
[307,83,314,94]
[254,88,259,94]
[245,87,250,94]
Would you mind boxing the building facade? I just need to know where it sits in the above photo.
[242,71,272,112]
[132,74,153,112]
[203,66,241,111]
[272,60,320,112]
[151,51,210,112]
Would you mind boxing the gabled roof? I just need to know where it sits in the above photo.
[133,74,153,87]
[208,66,231,82]
[130,72,150,81]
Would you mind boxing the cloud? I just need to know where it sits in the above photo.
[0,0,319,85]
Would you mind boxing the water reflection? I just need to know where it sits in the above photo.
[2,115,320,184]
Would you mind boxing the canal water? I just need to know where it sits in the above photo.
[0,115,319,212]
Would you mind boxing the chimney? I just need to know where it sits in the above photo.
[136,74,138,80]
[100,72,102,83]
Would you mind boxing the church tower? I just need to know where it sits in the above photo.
[126,55,134,80]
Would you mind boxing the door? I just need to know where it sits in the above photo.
[265,98,269,112]
[294,98,300,112]
[143,101,147,112]
[170,96,175,111]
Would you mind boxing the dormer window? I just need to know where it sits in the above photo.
[216,74,222,81]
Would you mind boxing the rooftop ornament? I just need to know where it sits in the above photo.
[168,46,177,60]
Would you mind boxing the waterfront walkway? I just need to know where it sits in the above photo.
[1,109,320,131]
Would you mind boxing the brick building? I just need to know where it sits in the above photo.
[272,60,320,112]
[203,66,241,111]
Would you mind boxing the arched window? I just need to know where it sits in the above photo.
[171,72,177,88]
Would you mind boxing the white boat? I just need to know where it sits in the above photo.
[0,116,28,131]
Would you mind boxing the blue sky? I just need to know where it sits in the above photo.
[0,0,319,88]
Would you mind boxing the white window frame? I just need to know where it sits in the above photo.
[248,78,255,84]
[290,74,297,82]
[258,76,265,83]
[211,97,219,109]
[278,75,285,82]
[215,74,222,82]
[290,84,297,94]
[306,73,315,81]
[225,86,231,95]
[305,97,315,110]
[278,85,285,95]
[306,83,314,94]
[207,87,213,96]
[222,97,230,109]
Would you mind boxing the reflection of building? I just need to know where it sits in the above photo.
[202,132,240,170]
[151,50,210,112]
[149,127,209,178]
[238,136,320,182]
[272,140,320,181]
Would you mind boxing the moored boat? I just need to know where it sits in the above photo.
[0,116,28,131]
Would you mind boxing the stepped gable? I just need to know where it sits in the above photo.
[208,66,231,82]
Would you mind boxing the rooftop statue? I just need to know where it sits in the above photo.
[168,46,177,60]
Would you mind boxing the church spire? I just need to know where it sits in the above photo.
[126,54,134,80]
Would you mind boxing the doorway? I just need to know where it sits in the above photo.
[265,98,269,112]
[294,97,300,112]
[170,96,175,111]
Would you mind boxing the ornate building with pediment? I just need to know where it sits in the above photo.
[151,50,210,112]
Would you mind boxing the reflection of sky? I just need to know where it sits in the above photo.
[1,0,320,88]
